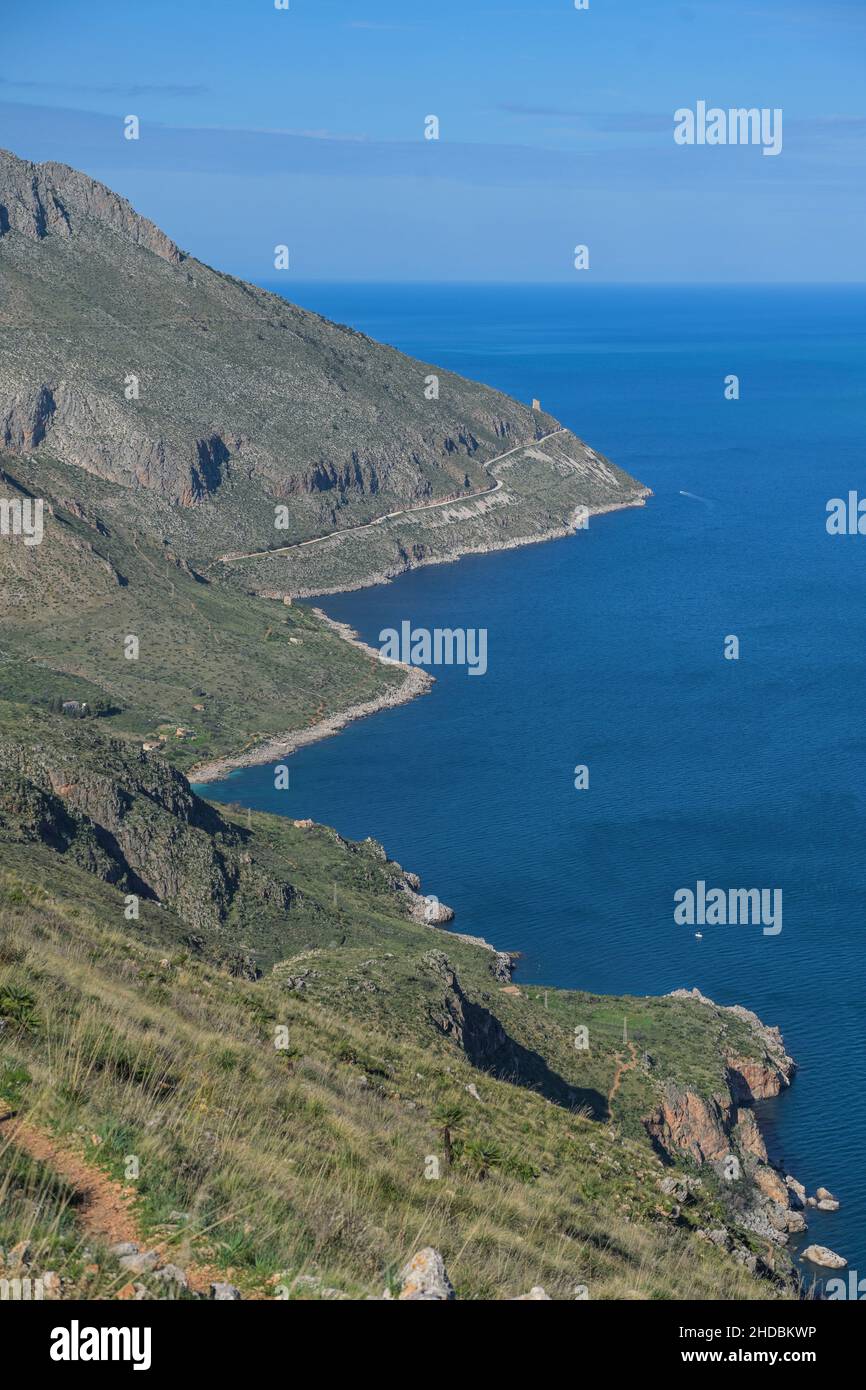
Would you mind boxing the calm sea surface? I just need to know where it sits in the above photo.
[204,284,866,1280]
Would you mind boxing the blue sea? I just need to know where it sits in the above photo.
[205,284,866,1284]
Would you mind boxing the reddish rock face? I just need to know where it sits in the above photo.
[667,992,797,1104]
[726,1054,791,1102]
[751,1164,790,1207]
[645,1087,732,1165]
[734,1108,768,1162]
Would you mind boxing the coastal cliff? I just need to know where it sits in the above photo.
[0,146,647,597]
[0,144,647,782]
[0,148,826,1302]
[1,705,814,1299]
[645,991,807,1257]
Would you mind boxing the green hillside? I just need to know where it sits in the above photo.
[0,707,803,1300]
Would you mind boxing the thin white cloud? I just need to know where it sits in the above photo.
[0,77,209,97]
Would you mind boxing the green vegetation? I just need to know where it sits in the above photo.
[0,707,798,1299]
[0,146,647,607]
[222,435,648,598]
[0,453,402,771]
[0,152,792,1302]
[0,1145,123,1300]
[0,860,791,1301]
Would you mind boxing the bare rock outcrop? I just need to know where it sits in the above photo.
[392,1248,455,1301]
[645,1085,732,1166]
[733,1108,768,1162]
[651,992,817,1256]
[725,1051,793,1103]
[0,717,297,940]
[667,989,796,1099]
[801,1245,847,1270]
[0,148,182,263]
[406,892,455,926]
[424,950,511,1067]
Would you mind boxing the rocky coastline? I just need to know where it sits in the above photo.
[190,495,650,784]
[248,492,652,602]
[648,989,844,1276]
[189,610,433,784]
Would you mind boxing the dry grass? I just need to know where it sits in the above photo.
[0,873,790,1301]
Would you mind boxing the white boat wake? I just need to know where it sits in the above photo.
[679,489,713,505]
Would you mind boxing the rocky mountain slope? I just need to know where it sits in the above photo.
[0,704,819,1300]
[0,148,824,1301]
[0,446,412,775]
[0,146,646,777]
[0,147,647,591]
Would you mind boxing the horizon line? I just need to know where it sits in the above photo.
[257,279,866,289]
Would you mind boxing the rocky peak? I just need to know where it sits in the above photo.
[0,147,183,264]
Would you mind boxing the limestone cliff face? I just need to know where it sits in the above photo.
[0,149,182,263]
[0,146,645,553]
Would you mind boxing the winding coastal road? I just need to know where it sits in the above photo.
[216,427,567,565]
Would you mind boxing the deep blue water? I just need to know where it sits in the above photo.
[204,284,866,1284]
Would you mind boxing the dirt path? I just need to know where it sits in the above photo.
[2,1108,140,1247]
[1,1105,232,1298]
[215,428,567,565]
[607,1042,639,1117]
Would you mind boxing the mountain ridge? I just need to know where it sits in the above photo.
[0,151,811,1303]
[0,145,647,590]
[0,147,184,263]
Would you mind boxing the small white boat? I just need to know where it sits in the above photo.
[694,931,703,940]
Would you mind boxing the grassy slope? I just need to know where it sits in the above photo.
[0,161,789,1301]
[0,453,403,772]
[0,705,796,1300]
[0,848,786,1302]
[0,472,798,1301]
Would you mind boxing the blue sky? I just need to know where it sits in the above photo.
[2,0,864,281]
